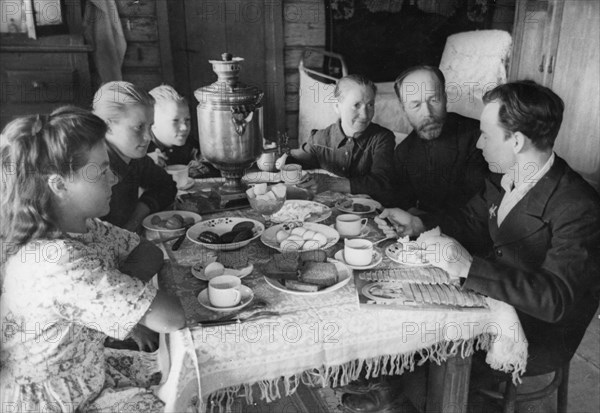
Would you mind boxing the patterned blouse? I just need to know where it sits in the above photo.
[0,219,159,411]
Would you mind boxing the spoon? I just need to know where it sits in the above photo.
[372,236,395,246]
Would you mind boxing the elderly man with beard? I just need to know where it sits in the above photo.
[388,66,488,213]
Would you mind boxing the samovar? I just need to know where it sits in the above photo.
[194,53,264,207]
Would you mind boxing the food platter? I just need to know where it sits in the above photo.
[260,222,339,252]
[335,198,382,215]
[142,211,202,236]
[270,200,331,223]
[263,259,352,296]
[385,242,430,266]
[187,217,264,251]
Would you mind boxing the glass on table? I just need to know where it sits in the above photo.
[247,183,287,226]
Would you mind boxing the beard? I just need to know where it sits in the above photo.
[415,114,446,140]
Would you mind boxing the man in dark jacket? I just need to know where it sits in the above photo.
[389,66,489,212]
[374,81,600,409]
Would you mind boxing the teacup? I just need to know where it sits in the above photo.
[336,214,368,237]
[166,164,189,188]
[280,164,303,184]
[208,275,242,307]
[344,238,373,266]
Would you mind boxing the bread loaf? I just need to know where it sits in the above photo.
[299,262,338,287]
[285,280,321,292]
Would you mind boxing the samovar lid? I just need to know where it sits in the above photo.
[194,52,263,109]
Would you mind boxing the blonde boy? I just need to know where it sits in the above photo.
[147,85,194,167]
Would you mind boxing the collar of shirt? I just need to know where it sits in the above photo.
[106,143,131,177]
[332,120,371,149]
[502,152,555,195]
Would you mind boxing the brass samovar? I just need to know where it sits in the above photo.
[194,53,264,207]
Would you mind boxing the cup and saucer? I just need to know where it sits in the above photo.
[177,178,196,191]
[331,214,370,239]
[198,274,254,312]
[330,224,369,239]
[334,248,382,270]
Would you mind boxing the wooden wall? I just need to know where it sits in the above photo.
[283,0,326,145]
[116,0,173,90]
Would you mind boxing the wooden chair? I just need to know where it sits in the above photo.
[477,359,570,413]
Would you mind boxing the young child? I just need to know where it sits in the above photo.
[147,84,195,167]
[147,84,221,178]
[93,81,177,232]
[0,106,185,411]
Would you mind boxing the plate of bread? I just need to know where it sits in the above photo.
[261,222,339,252]
[262,250,352,295]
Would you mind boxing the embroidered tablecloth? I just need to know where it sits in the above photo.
[157,191,526,410]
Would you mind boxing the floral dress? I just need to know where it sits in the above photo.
[0,219,163,412]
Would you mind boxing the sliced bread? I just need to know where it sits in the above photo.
[299,262,338,287]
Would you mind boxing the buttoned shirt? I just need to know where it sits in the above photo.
[497,153,555,226]
[102,144,177,228]
[288,121,396,202]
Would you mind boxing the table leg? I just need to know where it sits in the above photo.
[426,354,472,413]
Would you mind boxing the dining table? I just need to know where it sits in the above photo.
[150,177,527,413]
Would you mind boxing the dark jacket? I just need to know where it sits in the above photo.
[426,156,600,368]
[103,144,177,228]
[147,138,195,166]
[392,113,488,212]
[288,121,396,203]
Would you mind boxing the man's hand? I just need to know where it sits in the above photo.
[374,208,425,238]
[298,173,350,194]
[421,234,472,279]
[148,149,168,168]
[129,324,159,352]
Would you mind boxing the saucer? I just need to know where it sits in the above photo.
[334,249,383,270]
[329,224,369,239]
[197,285,254,312]
[177,178,195,191]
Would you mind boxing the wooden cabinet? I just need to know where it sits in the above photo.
[510,0,600,190]
[0,0,92,129]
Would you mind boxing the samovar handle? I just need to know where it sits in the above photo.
[230,105,253,137]
[230,92,263,137]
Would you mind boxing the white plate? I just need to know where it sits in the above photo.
[197,285,254,312]
[333,249,383,270]
[191,262,254,281]
[270,200,332,223]
[261,222,339,252]
[143,211,202,235]
[243,171,281,184]
[242,170,309,184]
[385,243,430,266]
[187,218,265,251]
[263,259,352,296]
[177,177,196,190]
[335,198,382,215]
[329,224,370,239]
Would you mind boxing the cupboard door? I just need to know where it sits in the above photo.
[551,0,600,190]
[510,0,562,85]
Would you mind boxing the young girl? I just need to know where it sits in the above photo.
[93,81,177,232]
[0,107,186,411]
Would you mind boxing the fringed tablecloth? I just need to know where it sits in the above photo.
[158,201,527,412]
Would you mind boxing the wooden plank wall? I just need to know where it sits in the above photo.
[283,0,326,146]
[116,0,173,91]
